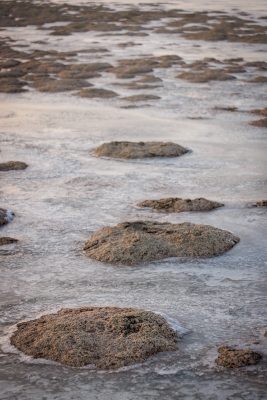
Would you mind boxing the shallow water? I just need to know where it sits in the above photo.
[0,0,267,399]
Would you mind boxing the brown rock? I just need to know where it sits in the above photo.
[0,208,14,226]
[0,237,18,245]
[10,307,178,369]
[84,221,239,265]
[123,94,160,102]
[177,70,235,83]
[216,346,262,368]
[0,161,28,171]
[250,108,267,117]
[77,88,118,98]
[255,200,267,207]
[0,78,27,93]
[32,78,90,92]
[94,141,189,159]
[138,197,224,213]
[249,118,267,128]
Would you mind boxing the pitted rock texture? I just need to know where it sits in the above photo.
[84,221,239,265]
[255,200,267,207]
[138,197,224,213]
[0,237,18,245]
[10,307,178,369]
[94,141,189,159]
[216,346,262,368]
[0,161,28,171]
[0,208,14,226]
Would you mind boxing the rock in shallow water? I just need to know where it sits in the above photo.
[216,346,262,368]
[0,208,14,226]
[0,161,28,171]
[10,307,178,369]
[84,221,239,265]
[94,141,189,159]
[0,237,18,245]
[138,197,224,213]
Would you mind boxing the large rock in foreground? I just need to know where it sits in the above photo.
[94,141,189,159]
[84,221,239,265]
[10,307,178,369]
[0,208,14,226]
[138,197,223,213]
[216,346,262,368]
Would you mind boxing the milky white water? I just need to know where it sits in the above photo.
[0,0,267,399]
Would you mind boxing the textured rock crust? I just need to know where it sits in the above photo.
[138,197,224,213]
[255,200,267,207]
[84,221,239,265]
[77,88,118,98]
[94,141,189,159]
[177,70,235,83]
[10,307,178,369]
[0,208,14,226]
[216,346,262,368]
[0,161,28,171]
[0,237,18,245]
[249,118,267,128]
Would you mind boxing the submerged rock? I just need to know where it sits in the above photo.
[94,141,189,159]
[32,78,90,92]
[177,70,235,83]
[216,346,262,368]
[255,200,267,207]
[138,197,224,213]
[10,307,178,369]
[0,237,18,245]
[250,108,267,117]
[77,88,118,98]
[0,208,14,226]
[0,161,28,171]
[249,118,267,128]
[123,94,160,102]
[84,221,239,265]
[0,77,27,93]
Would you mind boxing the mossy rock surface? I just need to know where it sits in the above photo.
[0,237,18,245]
[94,141,189,159]
[0,208,14,226]
[84,221,239,265]
[0,161,28,171]
[138,197,224,213]
[11,307,178,369]
[216,346,262,368]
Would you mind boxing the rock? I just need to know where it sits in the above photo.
[250,108,267,117]
[216,346,262,368]
[0,161,28,171]
[84,221,239,265]
[138,197,224,213]
[122,94,160,102]
[0,208,14,226]
[249,118,267,128]
[255,200,267,207]
[10,307,178,369]
[213,106,238,112]
[0,237,18,246]
[77,88,118,98]
[0,77,27,93]
[248,76,267,83]
[32,78,90,92]
[177,70,236,83]
[94,141,189,159]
